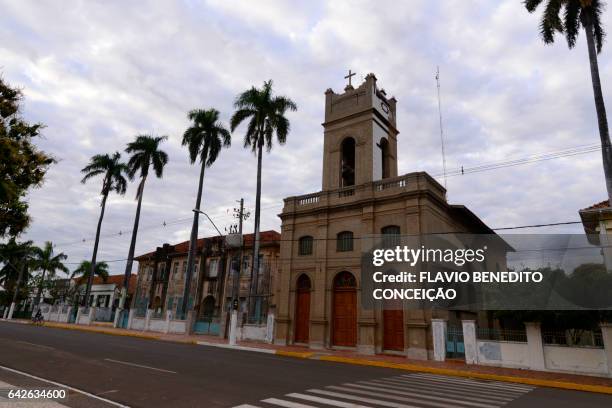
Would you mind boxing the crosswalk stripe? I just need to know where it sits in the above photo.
[374,377,520,399]
[360,379,513,404]
[308,389,421,408]
[286,393,373,408]
[261,398,317,408]
[406,374,533,392]
[394,375,528,396]
[326,385,479,408]
[340,382,500,408]
[233,405,261,408]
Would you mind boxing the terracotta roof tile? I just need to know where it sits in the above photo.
[581,200,610,211]
[134,230,280,260]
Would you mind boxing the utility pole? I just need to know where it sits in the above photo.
[229,198,249,345]
[435,66,448,193]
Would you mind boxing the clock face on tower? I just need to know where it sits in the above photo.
[381,101,389,114]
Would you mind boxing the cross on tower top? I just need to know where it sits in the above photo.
[344,69,356,88]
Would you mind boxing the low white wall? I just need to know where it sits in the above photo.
[544,345,608,376]
[169,320,186,334]
[148,319,166,333]
[77,313,90,325]
[476,340,530,369]
[131,317,145,330]
[239,324,267,342]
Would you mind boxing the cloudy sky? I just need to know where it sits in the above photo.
[1,0,610,275]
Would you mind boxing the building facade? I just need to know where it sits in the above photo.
[274,73,498,358]
[133,231,280,334]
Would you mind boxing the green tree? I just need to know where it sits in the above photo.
[31,241,68,307]
[180,108,231,316]
[525,0,612,202]
[0,238,36,309]
[71,260,109,304]
[230,80,296,318]
[0,77,54,237]
[80,152,128,306]
[120,135,168,309]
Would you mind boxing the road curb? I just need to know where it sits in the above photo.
[40,322,161,341]
[316,356,612,395]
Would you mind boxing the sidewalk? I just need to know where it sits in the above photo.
[4,318,612,394]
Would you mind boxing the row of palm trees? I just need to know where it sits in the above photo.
[0,238,109,310]
[80,80,297,314]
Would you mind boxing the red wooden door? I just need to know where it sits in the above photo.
[295,290,310,343]
[383,309,404,351]
[332,289,357,347]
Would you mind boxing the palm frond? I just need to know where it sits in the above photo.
[564,0,581,48]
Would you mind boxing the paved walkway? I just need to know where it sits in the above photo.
[4,318,612,394]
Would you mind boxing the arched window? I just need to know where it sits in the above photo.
[378,138,390,179]
[337,231,354,252]
[340,137,356,187]
[297,274,311,291]
[334,271,356,288]
[298,236,313,255]
[381,225,401,248]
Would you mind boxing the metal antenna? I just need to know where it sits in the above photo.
[435,66,448,191]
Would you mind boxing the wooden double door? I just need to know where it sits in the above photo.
[383,309,405,351]
[294,289,310,343]
[332,289,357,347]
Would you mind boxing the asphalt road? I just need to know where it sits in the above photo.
[0,322,611,408]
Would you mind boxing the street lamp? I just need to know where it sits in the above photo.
[192,209,223,236]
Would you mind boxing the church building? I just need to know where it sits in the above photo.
[274,73,497,358]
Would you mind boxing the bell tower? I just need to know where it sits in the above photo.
[321,72,399,191]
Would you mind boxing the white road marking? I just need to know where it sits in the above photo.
[262,397,317,408]
[233,405,261,408]
[234,374,536,408]
[287,392,373,407]
[309,388,420,408]
[0,364,130,407]
[14,340,55,350]
[405,373,534,392]
[103,358,177,374]
[361,379,512,403]
[326,385,466,408]
[389,376,525,396]
[340,382,498,408]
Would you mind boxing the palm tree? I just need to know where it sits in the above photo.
[80,152,128,306]
[32,241,68,307]
[0,238,36,315]
[525,0,612,202]
[180,108,231,316]
[120,135,168,309]
[71,260,109,304]
[230,80,297,319]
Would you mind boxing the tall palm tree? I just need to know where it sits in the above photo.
[80,152,128,306]
[180,108,231,316]
[32,241,68,307]
[230,80,297,318]
[120,135,168,309]
[525,0,612,202]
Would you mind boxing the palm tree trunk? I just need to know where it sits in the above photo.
[120,176,147,309]
[584,15,612,203]
[248,142,263,321]
[84,192,108,306]
[34,268,47,307]
[181,159,206,317]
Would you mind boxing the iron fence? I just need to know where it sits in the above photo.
[477,327,528,343]
[542,329,604,348]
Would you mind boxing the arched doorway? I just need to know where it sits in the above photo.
[201,296,215,319]
[379,137,390,179]
[294,274,311,343]
[332,271,357,347]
